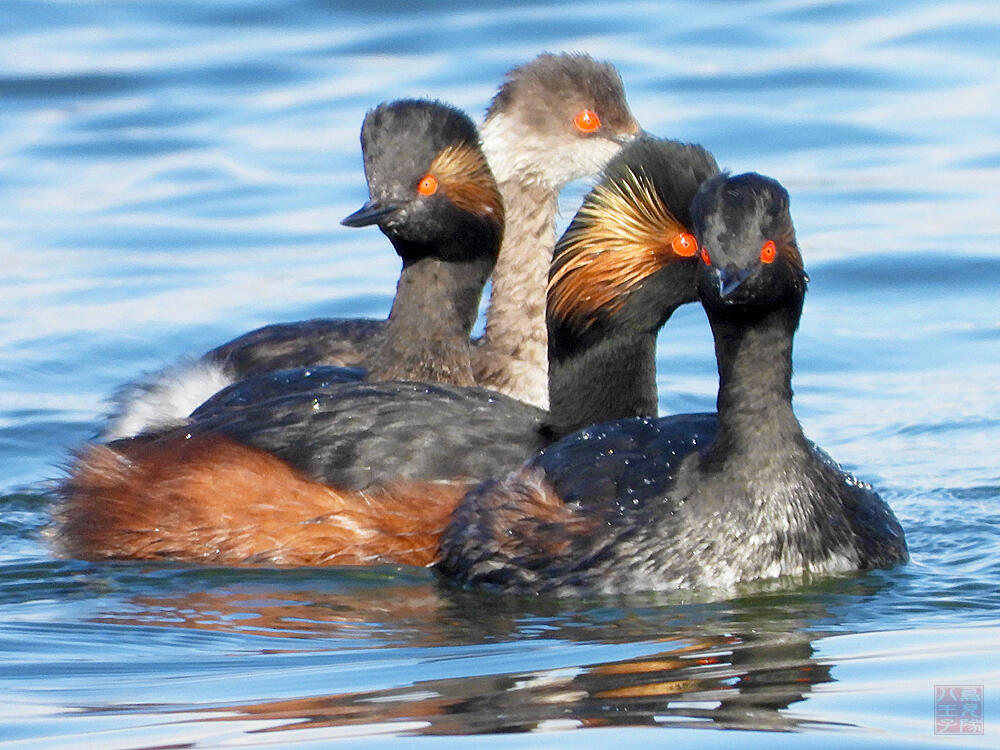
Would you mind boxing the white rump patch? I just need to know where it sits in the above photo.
[101,358,235,441]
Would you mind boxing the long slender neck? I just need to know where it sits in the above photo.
[543,258,698,438]
[368,251,493,387]
[474,118,559,408]
[485,176,557,352]
[704,304,807,463]
[663,298,870,576]
[546,332,658,438]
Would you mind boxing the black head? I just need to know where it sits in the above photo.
[483,52,642,187]
[692,172,808,319]
[341,99,504,266]
[547,136,719,359]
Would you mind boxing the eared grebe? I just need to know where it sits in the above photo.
[546,137,718,436]
[436,173,909,595]
[164,95,504,417]
[337,99,502,388]
[473,52,642,407]
[101,53,640,440]
[55,137,711,568]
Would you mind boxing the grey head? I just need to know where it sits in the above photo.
[342,99,504,266]
[692,172,808,316]
[481,52,642,189]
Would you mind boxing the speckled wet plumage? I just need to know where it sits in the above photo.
[436,173,908,595]
[189,364,366,420]
[179,380,547,489]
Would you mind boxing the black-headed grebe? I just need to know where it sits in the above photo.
[174,95,505,415]
[102,53,641,440]
[437,173,908,595]
[55,137,711,568]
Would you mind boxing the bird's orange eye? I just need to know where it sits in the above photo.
[417,174,438,196]
[760,239,776,264]
[671,232,697,257]
[573,109,601,133]
[700,247,711,265]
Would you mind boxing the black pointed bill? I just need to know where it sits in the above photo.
[341,201,399,228]
[716,265,753,299]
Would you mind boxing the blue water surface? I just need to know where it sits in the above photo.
[1,1,998,747]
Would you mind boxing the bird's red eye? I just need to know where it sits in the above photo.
[671,232,697,257]
[760,239,776,264]
[417,174,438,196]
[700,246,711,266]
[573,109,601,133]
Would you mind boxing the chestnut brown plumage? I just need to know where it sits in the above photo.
[55,137,717,568]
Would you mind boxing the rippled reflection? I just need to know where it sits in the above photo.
[84,577,852,735]
[194,632,836,736]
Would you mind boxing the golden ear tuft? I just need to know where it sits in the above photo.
[428,144,504,225]
[548,166,688,332]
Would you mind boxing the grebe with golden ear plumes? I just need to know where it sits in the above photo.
[437,173,908,595]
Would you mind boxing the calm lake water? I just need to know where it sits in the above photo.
[1,1,998,747]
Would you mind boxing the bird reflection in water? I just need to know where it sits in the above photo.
[90,581,843,736]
